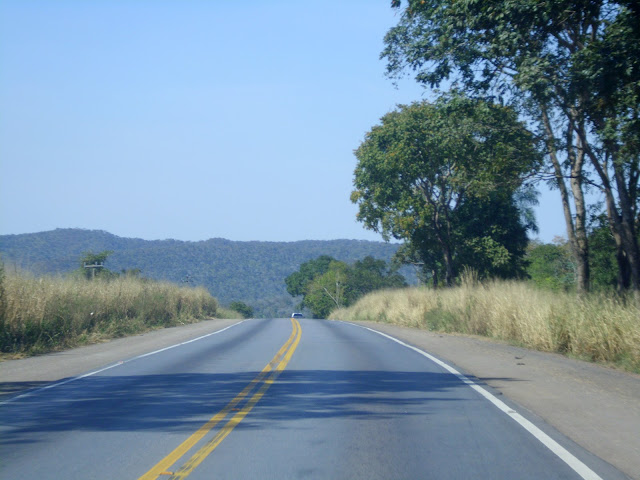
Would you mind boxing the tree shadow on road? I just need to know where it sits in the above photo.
[0,368,522,446]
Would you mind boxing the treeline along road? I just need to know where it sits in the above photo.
[1,318,636,479]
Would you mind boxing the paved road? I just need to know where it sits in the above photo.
[0,318,629,479]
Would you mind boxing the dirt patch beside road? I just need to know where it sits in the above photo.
[350,320,640,480]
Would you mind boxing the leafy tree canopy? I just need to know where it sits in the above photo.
[382,0,640,296]
[285,256,407,318]
[229,301,254,319]
[79,251,114,279]
[285,255,335,298]
[352,94,539,285]
[526,241,576,291]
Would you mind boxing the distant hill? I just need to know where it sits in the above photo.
[0,229,412,317]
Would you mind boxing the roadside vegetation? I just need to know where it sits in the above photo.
[334,0,640,373]
[331,274,640,373]
[228,301,254,319]
[285,256,406,318]
[0,228,408,318]
[0,255,220,357]
[379,0,640,298]
[215,306,244,320]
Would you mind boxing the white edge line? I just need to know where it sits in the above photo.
[0,320,245,406]
[347,322,603,480]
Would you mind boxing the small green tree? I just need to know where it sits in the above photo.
[229,301,254,319]
[285,255,336,299]
[304,260,350,318]
[80,251,113,279]
[526,241,576,291]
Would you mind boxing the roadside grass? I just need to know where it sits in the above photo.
[331,279,640,373]
[0,271,220,357]
[216,307,244,320]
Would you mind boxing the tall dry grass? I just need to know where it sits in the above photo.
[0,271,218,355]
[332,279,640,373]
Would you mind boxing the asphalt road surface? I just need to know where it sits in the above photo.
[0,318,628,479]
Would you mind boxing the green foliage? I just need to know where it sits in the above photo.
[587,214,636,291]
[229,301,254,319]
[588,223,619,291]
[349,256,406,299]
[285,255,335,298]
[79,250,114,279]
[526,241,576,291]
[455,194,530,280]
[352,95,538,286]
[286,256,407,318]
[303,260,351,318]
[382,0,640,294]
[527,216,640,293]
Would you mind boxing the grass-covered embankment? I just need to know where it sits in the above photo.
[0,272,219,356]
[331,281,640,373]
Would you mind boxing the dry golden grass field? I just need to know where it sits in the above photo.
[332,279,640,373]
[0,272,220,356]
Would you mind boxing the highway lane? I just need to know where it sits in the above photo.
[0,318,626,479]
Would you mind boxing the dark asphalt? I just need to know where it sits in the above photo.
[0,318,627,479]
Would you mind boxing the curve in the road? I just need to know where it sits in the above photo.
[353,323,603,480]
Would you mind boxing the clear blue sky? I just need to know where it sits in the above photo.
[0,0,565,243]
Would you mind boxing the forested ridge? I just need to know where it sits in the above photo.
[0,229,409,317]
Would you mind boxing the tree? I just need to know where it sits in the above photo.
[526,240,576,291]
[285,256,407,318]
[586,213,640,292]
[79,251,113,279]
[351,95,539,286]
[349,256,406,299]
[229,301,254,319]
[285,255,335,299]
[303,260,350,318]
[381,0,640,297]
[455,194,530,280]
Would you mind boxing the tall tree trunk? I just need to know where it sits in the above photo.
[574,124,640,301]
[442,247,455,287]
[603,189,631,291]
[612,162,640,301]
[569,126,590,293]
[432,204,455,287]
[541,108,590,293]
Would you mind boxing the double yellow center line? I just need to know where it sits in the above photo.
[139,318,302,480]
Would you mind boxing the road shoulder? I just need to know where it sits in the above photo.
[348,320,640,480]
